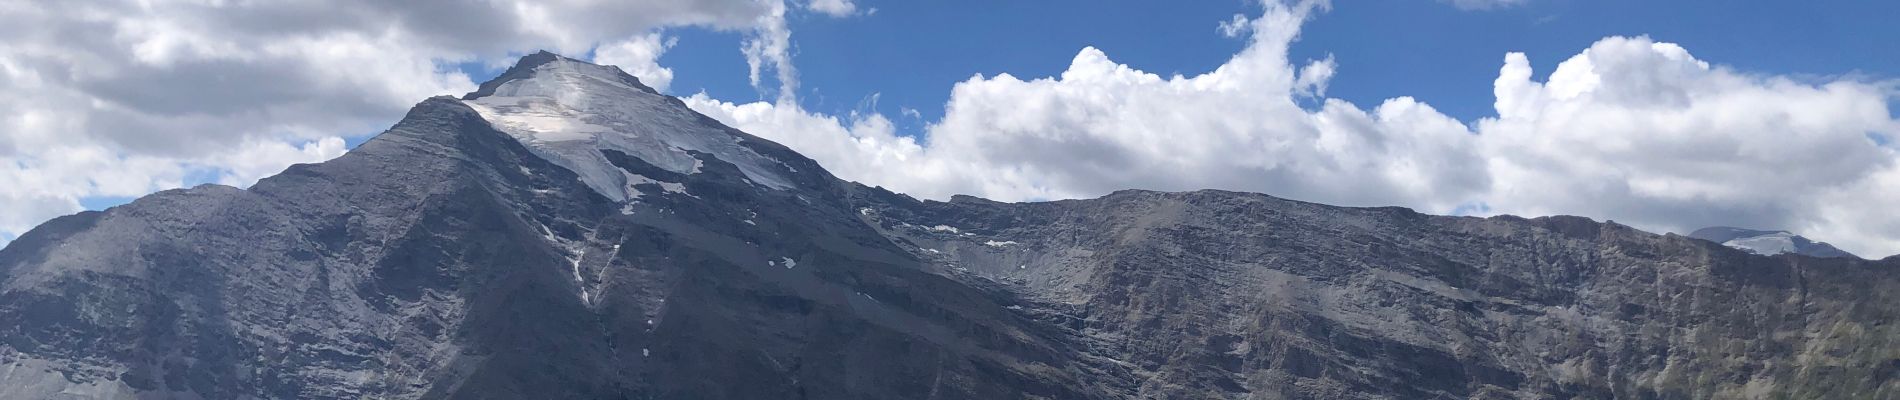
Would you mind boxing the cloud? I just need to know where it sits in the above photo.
[1218,14,1254,38]
[1443,0,1531,11]
[691,0,1490,213]
[743,0,799,103]
[1475,36,1899,256]
[0,145,186,239]
[212,137,350,188]
[685,94,929,192]
[0,0,825,243]
[806,0,862,17]
[681,0,1900,257]
[594,33,681,92]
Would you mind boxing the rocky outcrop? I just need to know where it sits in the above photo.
[852,188,1898,399]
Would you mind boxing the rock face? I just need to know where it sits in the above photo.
[1688,226,1858,259]
[2,53,1895,399]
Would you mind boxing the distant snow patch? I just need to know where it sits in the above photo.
[537,222,592,305]
[1724,232,1799,255]
[624,172,691,198]
[984,240,1017,247]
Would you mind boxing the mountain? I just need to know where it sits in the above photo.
[2,52,1895,399]
[1688,226,1858,259]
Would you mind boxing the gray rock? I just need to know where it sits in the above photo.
[2,53,1894,400]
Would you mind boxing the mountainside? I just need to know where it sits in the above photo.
[1688,227,1858,259]
[2,53,1895,399]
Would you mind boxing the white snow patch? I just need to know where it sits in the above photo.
[858,207,874,216]
[568,255,590,305]
[536,222,592,305]
[985,240,1018,247]
[1724,232,1799,255]
[466,55,796,202]
[659,181,688,195]
[780,257,797,269]
[466,97,612,142]
[642,348,650,357]
[622,172,691,198]
[928,225,960,234]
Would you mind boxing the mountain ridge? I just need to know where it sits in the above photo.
[1,53,1894,399]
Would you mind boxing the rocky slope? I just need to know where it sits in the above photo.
[1,53,1894,399]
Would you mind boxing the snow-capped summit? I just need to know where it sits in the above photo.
[460,51,800,201]
[1687,226,1858,258]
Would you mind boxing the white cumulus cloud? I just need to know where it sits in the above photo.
[212,137,350,188]
[807,0,862,17]
[690,0,1491,212]
[594,33,681,92]
[1475,36,1899,256]
[682,0,1900,257]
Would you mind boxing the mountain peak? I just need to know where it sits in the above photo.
[464,51,655,101]
[1687,226,1857,258]
[456,51,803,202]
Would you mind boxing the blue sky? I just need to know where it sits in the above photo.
[291,0,1900,157]
[610,0,1899,133]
